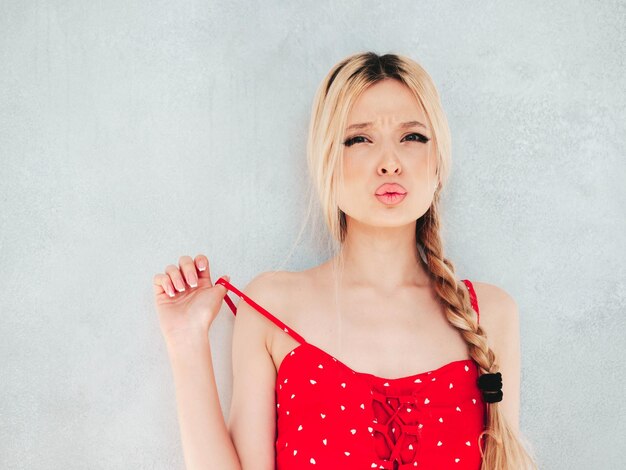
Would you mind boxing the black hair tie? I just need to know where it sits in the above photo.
[477,372,503,403]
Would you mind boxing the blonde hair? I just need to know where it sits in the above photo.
[276,51,538,469]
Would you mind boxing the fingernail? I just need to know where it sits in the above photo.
[198,264,206,271]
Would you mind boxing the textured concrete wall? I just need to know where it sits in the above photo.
[1,1,624,469]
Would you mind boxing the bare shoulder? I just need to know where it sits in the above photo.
[240,270,294,304]
[466,281,520,351]
[469,281,519,320]
[241,269,301,311]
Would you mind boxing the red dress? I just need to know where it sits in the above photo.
[216,276,486,469]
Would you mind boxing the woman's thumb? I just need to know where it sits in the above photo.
[217,276,231,299]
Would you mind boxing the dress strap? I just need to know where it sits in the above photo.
[461,279,480,325]
[215,276,307,344]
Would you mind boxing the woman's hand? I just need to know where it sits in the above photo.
[152,254,230,342]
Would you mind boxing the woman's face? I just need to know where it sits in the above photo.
[337,78,438,228]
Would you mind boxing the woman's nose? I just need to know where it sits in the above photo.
[378,150,402,174]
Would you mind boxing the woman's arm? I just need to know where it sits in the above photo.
[226,273,280,469]
[165,331,242,470]
[166,273,279,470]
[472,282,521,432]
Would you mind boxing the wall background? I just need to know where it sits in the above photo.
[1,1,624,469]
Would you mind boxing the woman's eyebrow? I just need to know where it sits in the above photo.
[346,120,427,131]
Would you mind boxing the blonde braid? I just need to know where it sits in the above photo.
[418,192,538,469]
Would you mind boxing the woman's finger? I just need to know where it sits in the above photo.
[178,255,198,288]
[194,254,210,280]
[152,273,175,297]
[165,264,186,292]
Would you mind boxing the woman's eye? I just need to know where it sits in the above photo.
[403,132,430,143]
[343,136,368,147]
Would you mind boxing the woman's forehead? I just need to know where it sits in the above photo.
[347,80,426,127]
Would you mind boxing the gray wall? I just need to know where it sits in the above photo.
[1,1,624,469]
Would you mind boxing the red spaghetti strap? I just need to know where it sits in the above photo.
[461,279,480,324]
[215,276,307,344]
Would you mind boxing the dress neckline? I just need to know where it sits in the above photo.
[276,341,475,384]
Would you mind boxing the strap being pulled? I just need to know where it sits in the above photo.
[215,276,307,344]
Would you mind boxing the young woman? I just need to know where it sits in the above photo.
[153,52,537,469]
